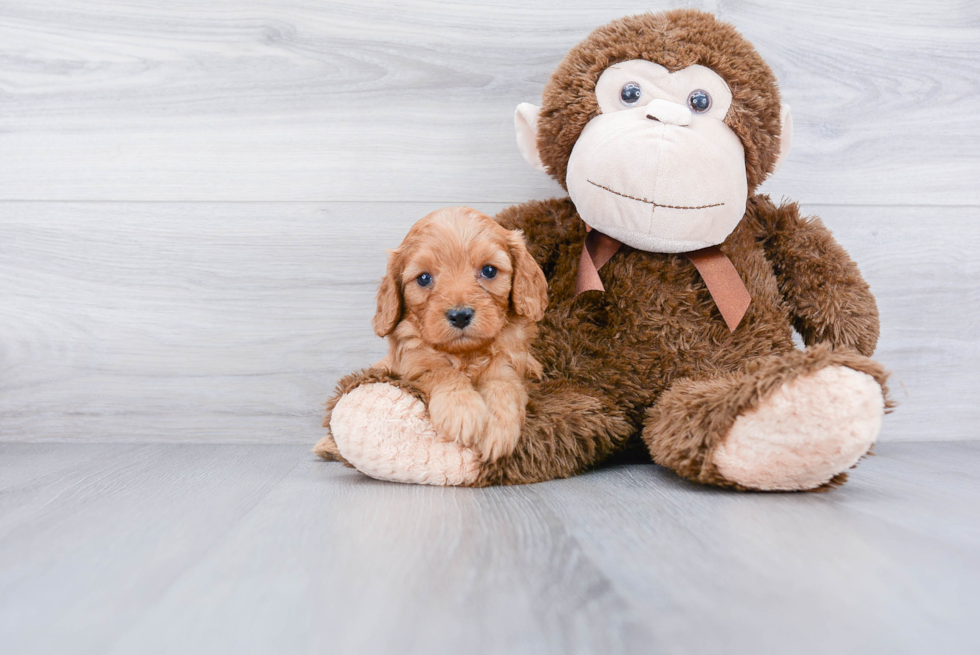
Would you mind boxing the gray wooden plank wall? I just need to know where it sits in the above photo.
[1,1,978,443]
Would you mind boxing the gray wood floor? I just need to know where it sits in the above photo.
[1,441,977,655]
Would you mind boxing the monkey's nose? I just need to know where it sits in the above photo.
[644,99,692,127]
[446,307,475,329]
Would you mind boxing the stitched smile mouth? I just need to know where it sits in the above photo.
[587,180,724,210]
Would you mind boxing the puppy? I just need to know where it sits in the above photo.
[372,206,548,462]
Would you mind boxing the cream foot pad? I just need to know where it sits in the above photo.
[713,366,884,491]
[330,383,481,486]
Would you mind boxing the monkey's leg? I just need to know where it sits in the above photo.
[325,375,632,487]
[329,379,482,485]
[642,344,889,491]
[313,369,367,464]
[315,368,424,466]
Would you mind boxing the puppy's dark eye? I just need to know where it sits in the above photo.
[481,265,497,279]
[416,272,432,287]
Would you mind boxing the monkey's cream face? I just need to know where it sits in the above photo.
[565,60,748,253]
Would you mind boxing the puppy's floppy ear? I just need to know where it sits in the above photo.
[506,229,548,322]
[372,248,402,337]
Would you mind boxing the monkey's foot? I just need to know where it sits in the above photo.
[330,383,482,486]
[712,366,884,491]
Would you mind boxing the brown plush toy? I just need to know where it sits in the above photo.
[314,9,891,491]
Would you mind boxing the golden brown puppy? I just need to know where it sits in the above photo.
[372,207,548,462]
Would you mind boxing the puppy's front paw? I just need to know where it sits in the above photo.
[480,420,522,463]
[428,388,488,448]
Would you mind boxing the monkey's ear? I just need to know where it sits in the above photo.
[514,103,548,174]
[372,249,402,338]
[772,103,793,174]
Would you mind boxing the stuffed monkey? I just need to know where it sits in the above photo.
[315,9,890,491]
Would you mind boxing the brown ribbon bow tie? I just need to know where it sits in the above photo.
[575,228,751,333]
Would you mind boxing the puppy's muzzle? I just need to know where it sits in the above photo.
[446,307,475,329]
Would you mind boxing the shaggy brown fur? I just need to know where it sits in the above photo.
[537,10,783,193]
[321,10,888,488]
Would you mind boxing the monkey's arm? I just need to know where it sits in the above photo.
[749,195,880,356]
[495,197,585,277]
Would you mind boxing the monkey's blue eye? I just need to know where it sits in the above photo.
[620,82,642,105]
[416,273,432,287]
[481,265,497,279]
[688,89,711,113]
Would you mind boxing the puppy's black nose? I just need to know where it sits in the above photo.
[446,307,475,329]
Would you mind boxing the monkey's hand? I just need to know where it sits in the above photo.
[752,196,880,356]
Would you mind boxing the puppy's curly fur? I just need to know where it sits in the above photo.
[372,207,548,462]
